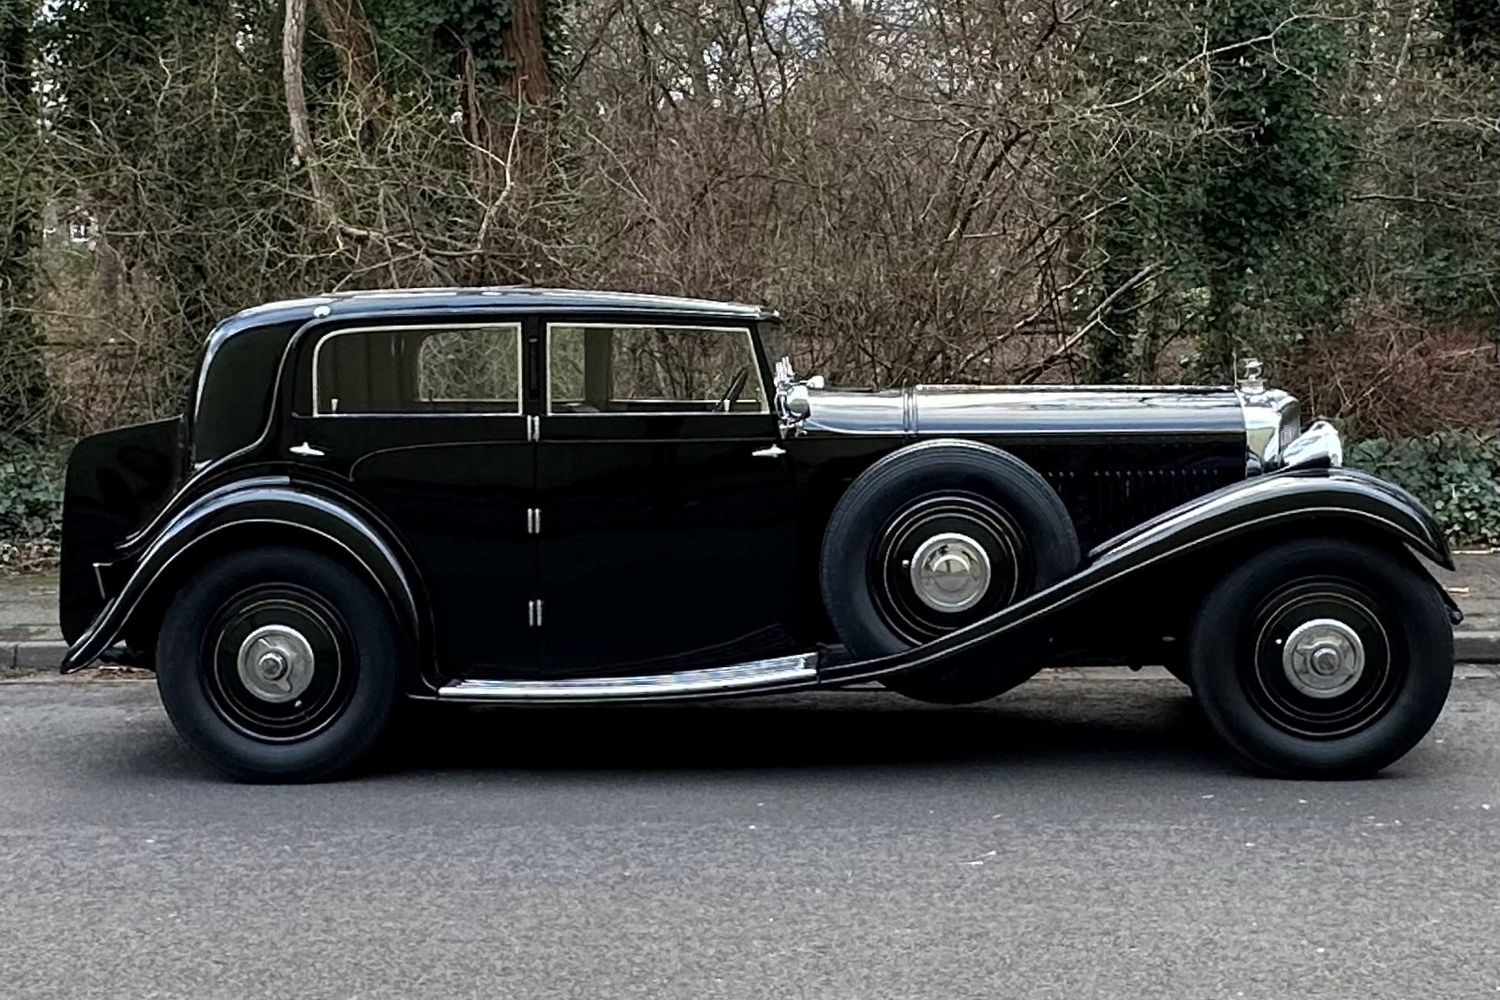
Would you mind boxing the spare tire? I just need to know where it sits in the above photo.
[820,440,1080,703]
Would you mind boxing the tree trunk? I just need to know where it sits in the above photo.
[503,0,550,106]
[282,0,330,220]
[310,0,383,126]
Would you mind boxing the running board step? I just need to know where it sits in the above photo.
[437,653,819,703]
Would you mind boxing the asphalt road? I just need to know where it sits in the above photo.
[3,675,1500,999]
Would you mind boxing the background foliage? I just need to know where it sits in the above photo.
[0,443,63,567]
[1348,433,1500,547]
[0,0,1496,550]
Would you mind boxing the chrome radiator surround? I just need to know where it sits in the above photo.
[1239,386,1302,474]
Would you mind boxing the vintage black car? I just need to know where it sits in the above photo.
[59,288,1459,781]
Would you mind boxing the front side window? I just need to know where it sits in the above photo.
[314,323,521,415]
[547,324,767,414]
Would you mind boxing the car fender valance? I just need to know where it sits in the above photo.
[61,479,424,674]
[821,467,1453,685]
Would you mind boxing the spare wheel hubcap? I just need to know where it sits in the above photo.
[909,532,992,613]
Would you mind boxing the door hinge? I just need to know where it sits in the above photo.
[526,415,540,442]
[526,507,541,535]
[527,598,544,627]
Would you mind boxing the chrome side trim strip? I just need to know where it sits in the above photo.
[437,653,818,702]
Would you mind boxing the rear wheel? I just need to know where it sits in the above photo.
[156,546,401,782]
[1188,539,1453,778]
[820,441,1079,704]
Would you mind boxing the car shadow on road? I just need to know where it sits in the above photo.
[363,680,1245,779]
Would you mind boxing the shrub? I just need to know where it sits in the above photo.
[1346,432,1500,548]
[0,444,65,569]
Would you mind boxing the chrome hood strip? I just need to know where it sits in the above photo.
[802,384,1245,439]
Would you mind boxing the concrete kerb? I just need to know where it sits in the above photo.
[2,641,66,677]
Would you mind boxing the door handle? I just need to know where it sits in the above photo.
[751,444,786,459]
[289,441,326,458]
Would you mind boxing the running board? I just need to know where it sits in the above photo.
[436,653,820,703]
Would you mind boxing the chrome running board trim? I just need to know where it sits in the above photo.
[437,653,819,703]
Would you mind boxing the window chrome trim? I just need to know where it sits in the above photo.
[309,322,524,417]
[543,322,770,416]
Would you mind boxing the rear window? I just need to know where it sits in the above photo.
[314,324,522,415]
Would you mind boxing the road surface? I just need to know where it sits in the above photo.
[3,674,1499,998]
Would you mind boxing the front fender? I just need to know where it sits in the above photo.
[823,467,1453,684]
[1085,466,1452,571]
[61,478,425,676]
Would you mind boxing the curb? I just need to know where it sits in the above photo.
[1457,631,1500,664]
[4,634,1500,681]
[1,641,65,677]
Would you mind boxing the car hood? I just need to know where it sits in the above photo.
[799,384,1246,440]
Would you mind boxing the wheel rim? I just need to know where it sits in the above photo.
[1245,580,1398,739]
[872,494,1025,643]
[202,585,356,742]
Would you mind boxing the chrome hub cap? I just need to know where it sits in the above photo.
[236,624,316,704]
[1281,617,1365,699]
[909,532,992,613]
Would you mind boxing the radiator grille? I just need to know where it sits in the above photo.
[1046,466,1242,552]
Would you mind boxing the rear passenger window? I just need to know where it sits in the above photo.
[314,324,521,414]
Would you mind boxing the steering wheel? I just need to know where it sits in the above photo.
[714,367,750,412]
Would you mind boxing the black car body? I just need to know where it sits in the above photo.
[59,289,1459,780]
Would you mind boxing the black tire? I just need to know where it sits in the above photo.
[1162,654,1192,687]
[820,440,1079,704]
[1188,539,1453,778]
[156,546,401,782]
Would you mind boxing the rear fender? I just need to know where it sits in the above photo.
[61,479,427,687]
[822,467,1453,684]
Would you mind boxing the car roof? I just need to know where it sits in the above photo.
[216,287,778,339]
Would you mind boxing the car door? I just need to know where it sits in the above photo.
[289,319,536,678]
[534,319,799,676]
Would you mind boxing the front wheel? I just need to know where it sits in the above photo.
[1188,539,1453,778]
[156,546,401,782]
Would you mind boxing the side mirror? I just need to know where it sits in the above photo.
[805,375,826,390]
